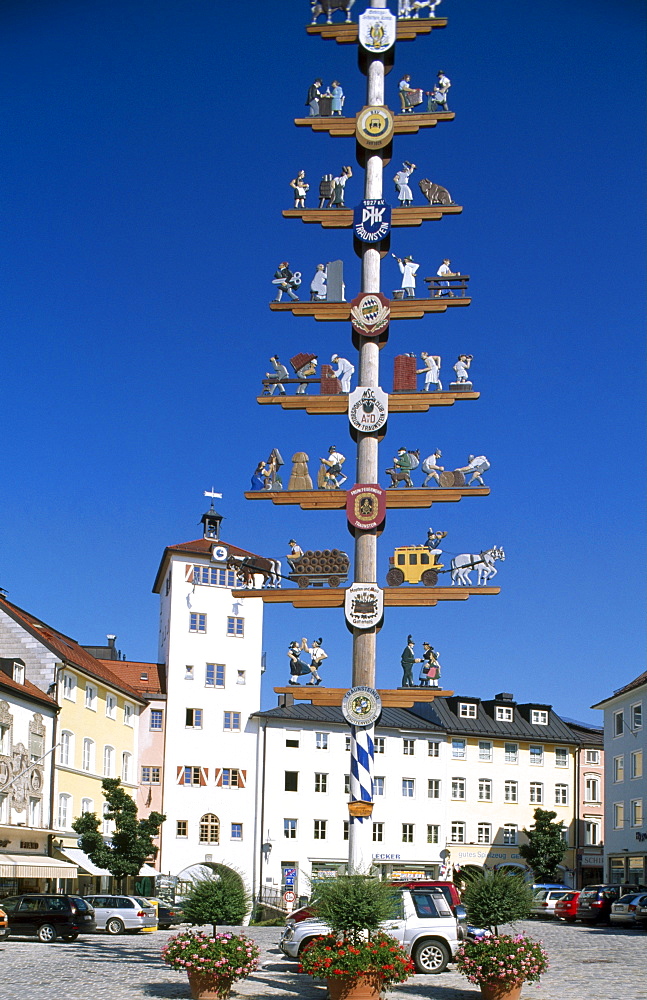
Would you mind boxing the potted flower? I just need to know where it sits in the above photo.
[297,873,414,1000]
[455,933,548,1000]
[162,929,260,1000]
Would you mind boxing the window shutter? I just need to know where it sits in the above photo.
[214,768,223,787]
[186,564,194,582]
[199,767,208,786]
[177,766,185,784]
[239,770,247,788]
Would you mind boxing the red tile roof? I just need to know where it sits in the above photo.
[152,536,266,593]
[591,669,647,708]
[99,660,166,698]
[0,596,145,703]
[0,669,58,709]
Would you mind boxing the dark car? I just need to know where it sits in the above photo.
[0,894,95,942]
[0,906,8,941]
[147,897,185,930]
[286,880,463,925]
[576,884,646,924]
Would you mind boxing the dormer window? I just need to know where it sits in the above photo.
[140,672,149,681]
[12,662,24,684]
[459,702,477,719]
[531,710,548,725]
[495,705,514,722]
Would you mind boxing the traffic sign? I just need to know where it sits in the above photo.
[283,890,296,903]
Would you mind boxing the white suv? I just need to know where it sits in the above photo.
[280,887,463,974]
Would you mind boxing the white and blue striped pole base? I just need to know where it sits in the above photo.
[348,724,375,872]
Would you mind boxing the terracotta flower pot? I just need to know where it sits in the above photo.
[187,972,234,1000]
[327,974,383,1000]
[479,981,524,1000]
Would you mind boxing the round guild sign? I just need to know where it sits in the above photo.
[342,686,382,728]
[356,106,394,150]
[350,292,390,338]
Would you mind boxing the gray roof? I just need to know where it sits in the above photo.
[253,703,445,733]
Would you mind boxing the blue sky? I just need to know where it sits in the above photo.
[1,0,644,723]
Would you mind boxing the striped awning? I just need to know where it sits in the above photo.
[0,853,78,879]
[58,847,110,877]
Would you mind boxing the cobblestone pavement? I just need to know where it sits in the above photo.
[2,920,645,1000]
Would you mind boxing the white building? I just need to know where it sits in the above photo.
[151,506,265,890]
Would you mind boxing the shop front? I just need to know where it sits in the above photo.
[0,851,78,896]
[577,850,604,888]
[372,852,441,881]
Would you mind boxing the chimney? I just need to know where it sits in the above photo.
[278,693,295,708]
[106,635,116,649]
[495,692,514,701]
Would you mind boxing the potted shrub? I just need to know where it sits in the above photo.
[456,869,548,1000]
[298,874,414,1000]
[162,929,260,1000]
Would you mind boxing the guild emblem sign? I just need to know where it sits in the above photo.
[358,9,396,54]
[346,483,386,531]
[353,200,391,243]
[348,387,388,434]
[356,106,394,150]
[350,292,390,338]
[344,583,384,630]
[342,685,383,727]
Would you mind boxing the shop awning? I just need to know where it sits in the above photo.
[0,854,78,879]
[58,847,110,877]
[139,864,159,877]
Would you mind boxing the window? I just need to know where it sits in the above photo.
[150,709,163,731]
[123,702,134,726]
[186,708,203,729]
[315,732,328,750]
[529,745,544,766]
[222,768,242,787]
[373,822,384,843]
[585,749,601,764]
[315,773,328,793]
[206,663,225,687]
[105,694,117,719]
[226,616,244,637]
[585,775,601,802]
[428,740,440,757]
[85,685,97,710]
[28,796,40,826]
[555,783,568,805]
[403,738,415,755]
[374,776,385,796]
[223,711,241,731]
[231,823,243,840]
[0,724,10,755]
[0,794,7,823]
[176,821,188,838]
[478,741,493,761]
[478,823,492,844]
[284,819,297,839]
[345,736,351,751]
[80,797,93,815]
[374,737,385,754]
[402,823,414,843]
[182,766,201,786]
[531,709,548,725]
[343,821,349,840]
[142,766,161,784]
[82,738,94,772]
[62,672,76,701]
[121,752,131,782]
[428,779,441,799]
[452,738,466,759]
[631,799,643,827]
[314,820,327,840]
[613,802,625,829]
[478,778,492,801]
[193,566,240,588]
[29,730,44,762]
[503,824,517,845]
[504,742,518,764]
[344,774,350,795]
[631,703,643,730]
[59,731,72,766]
[402,778,415,798]
[504,780,518,803]
[12,661,24,684]
[529,781,544,804]
[459,702,477,718]
[427,825,440,844]
[284,771,298,792]
[199,814,220,844]
[452,777,466,800]
[450,822,465,843]
[190,613,207,633]
[584,818,600,846]
[614,755,625,782]
[555,747,568,767]
[286,736,300,748]
[103,746,115,777]
[495,705,513,722]
[57,794,71,829]
[614,711,624,736]
[631,750,643,779]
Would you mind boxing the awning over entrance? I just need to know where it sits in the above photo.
[0,853,78,879]
[58,847,110,877]
[139,864,159,877]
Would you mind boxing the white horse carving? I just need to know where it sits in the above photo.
[451,546,505,586]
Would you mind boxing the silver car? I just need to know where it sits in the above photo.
[83,894,157,935]
[610,892,647,927]
[530,889,571,919]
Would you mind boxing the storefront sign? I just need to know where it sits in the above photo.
[579,854,604,866]
[373,854,402,861]
[346,484,386,531]
[353,200,391,243]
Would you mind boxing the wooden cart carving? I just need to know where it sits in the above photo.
[289,548,350,588]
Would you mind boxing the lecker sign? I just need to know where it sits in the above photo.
[346,483,386,530]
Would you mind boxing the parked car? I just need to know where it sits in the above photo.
[147,897,185,929]
[635,897,647,928]
[0,906,8,941]
[286,880,463,925]
[530,889,572,919]
[610,892,647,927]
[83,894,157,934]
[554,891,580,923]
[576,884,646,924]
[0,894,95,942]
[280,887,463,974]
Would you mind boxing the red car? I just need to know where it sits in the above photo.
[554,890,580,923]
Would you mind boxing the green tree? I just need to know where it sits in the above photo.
[72,778,164,887]
[182,866,250,935]
[519,808,567,881]
[311,874,396,943]
[462,868,533,934]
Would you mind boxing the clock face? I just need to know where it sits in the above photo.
[342,686,382,727]
[211,544,228,563]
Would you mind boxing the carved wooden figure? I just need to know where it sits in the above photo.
[311,0,355,25]
[385,448,420,488]
[419,179,453,206]
[450,546,505,586]
[288,452,313,491]
[421,449,444,486]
